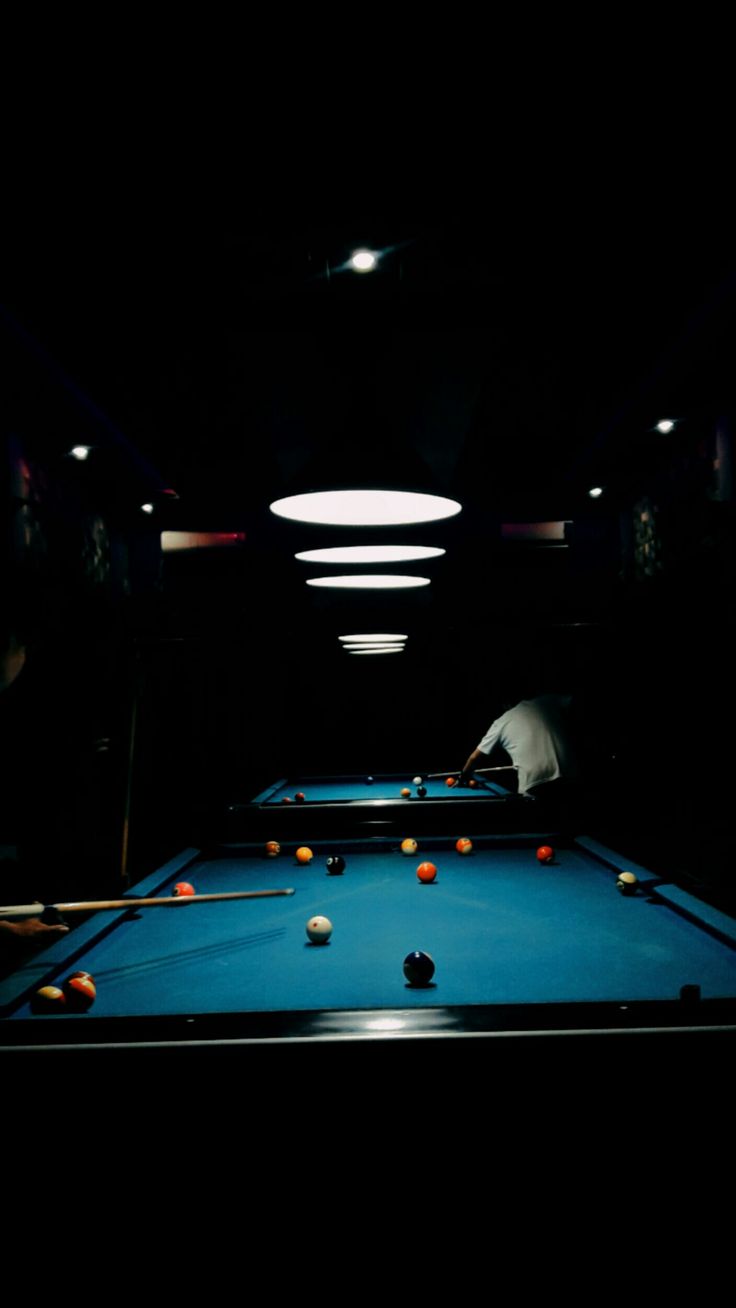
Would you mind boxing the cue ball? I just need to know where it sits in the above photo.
[617,871,638,895]
[326,855,345,875]
[416,785,427,797]
[401,838,418,855]
[265,841,281,857]
[173,882,196,896]
[296,847,314,864]
[456,837,473,855]
[306,915,333,944]
[403,951,435,987]
[536,846,554,864]
[366,776,374,784]
[413,776,423,786]
[417,861,437,883]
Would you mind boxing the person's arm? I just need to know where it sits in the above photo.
[0,918,69,946]
[458,747,488,785]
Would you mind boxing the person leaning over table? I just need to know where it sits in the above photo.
[458,693,581,803]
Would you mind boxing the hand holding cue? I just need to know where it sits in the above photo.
[0,888,296,919]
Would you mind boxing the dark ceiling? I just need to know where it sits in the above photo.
[4,221,736,649]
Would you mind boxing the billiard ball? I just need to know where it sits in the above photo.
[296,847,314,864]
[326,855,346,875]
[295,792,306,803]
[403,951,435,986]
[417,861,438,883]
[31,985,67,1013]
[306,915,333,944]
[616,871,638,895]
[416,786,427,798]
[63,973,96,1011]
[446,776,456,787]
[173,881,196,896]
[536,846,554,864]
[281,796,293,804]
[413,776,423,786]
[468,778,478,788]
[400,838,418,855]
[456,837,473,855]
[400,788,411,797]
[265,841,281,857]
[366,776,374,784]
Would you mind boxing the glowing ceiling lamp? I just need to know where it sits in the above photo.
[270,490,462,527]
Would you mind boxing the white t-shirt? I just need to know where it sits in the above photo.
[477,695,579,795]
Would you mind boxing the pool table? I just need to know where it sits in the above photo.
[227,771,523,841]
[2,832,735,1078]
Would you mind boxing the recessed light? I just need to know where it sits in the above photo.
[69,445,91,461]
[306,575,430,590]
[350,249,377,272]
[588,487,604,499]
[270,490,462,527]
[140,503,155,515]
[295,545,444,565]
[348,647,404,655]
[342,643,406,651]
[656,419,676,434]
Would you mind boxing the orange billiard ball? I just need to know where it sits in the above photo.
[400,788,411,797]
[468,778,478,788]
[173,882,196,896]
[417,861,438,883]
[265,841,281,857]
[296,847,314,864]
[446,776,457,787]
[455,837,473,855]
[536,846,554,864]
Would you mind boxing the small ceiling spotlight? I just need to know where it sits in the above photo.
[588,487,604,499]
[350,249,377,273]
[656,419,676,434]
[140,502,155,515]
[69,445,92,461]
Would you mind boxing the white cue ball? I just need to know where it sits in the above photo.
[413,776,423,785]
[306,915,333,944]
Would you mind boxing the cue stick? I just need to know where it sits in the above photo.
[426,766,518,778]
[0,889,296,919]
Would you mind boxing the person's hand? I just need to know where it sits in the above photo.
[0,918,69,946]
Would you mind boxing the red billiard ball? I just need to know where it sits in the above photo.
[455,837,473,855]
[265,841,281,857]
[446,777,456,787]
[173,882,196,896]
[536,846,554,864]
[63,973,97,1010]
[282,797,293,804]
[295,792,306,803]
[417,861,438,883]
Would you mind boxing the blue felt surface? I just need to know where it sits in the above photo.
[253,775,510,803]
[3,839,735,1021]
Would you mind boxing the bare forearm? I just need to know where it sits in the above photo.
[460,748,487,781]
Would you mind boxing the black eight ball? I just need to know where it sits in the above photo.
[326,855,346,875]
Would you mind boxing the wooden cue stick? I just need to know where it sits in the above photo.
[0,889,296,918]
[426,766,518,778]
